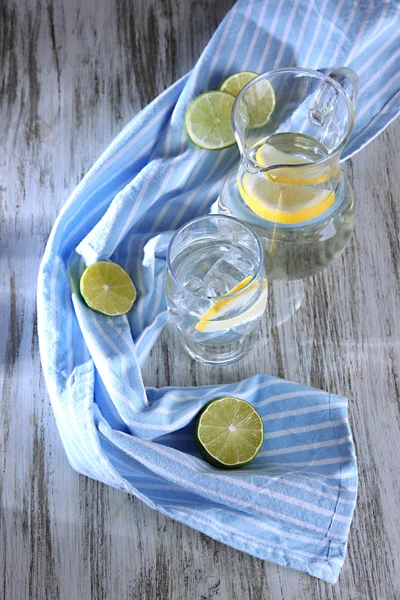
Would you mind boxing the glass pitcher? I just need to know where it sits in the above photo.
[218,67,358,280]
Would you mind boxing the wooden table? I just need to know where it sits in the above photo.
[1,0,400,598]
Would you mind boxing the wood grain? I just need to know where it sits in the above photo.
[1,0,400,598]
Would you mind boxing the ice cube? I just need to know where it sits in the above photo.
[184,276,215,297]
[204,268,238,295]
[203,250,254,295]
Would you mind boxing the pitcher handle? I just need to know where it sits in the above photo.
[328,66,358,108]
[308,66,358,127]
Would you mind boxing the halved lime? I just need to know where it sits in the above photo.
[240,79,276,128]
[185,91,236,150]
[220,71,259,97]
[80,261,137,316]
[195,397,264,469]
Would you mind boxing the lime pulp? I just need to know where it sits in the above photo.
[220,71,259,97]
[80,261,137,316]
[195,397,264,469]
[185,91,236,150]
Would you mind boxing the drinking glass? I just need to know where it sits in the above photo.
[166,215,267,365]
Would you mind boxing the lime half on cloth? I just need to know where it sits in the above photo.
[80,261,137,316]
[185,91,236,150]
[195,397,264,469]
[220,71,259,96]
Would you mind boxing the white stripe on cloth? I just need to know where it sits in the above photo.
[359,45,400,96]
[259,436,352,457]
[205,5,239,88]
[263,403,348,420]
[220,0,256,78]
[350,2,398,63]
[310,0,347,69]
[289,0,315,65]
[265,419,347,438]
[346,0,376,64]
[330,1,360,65]
[357,27,400,78]
[272,0,299,68]
[359,68,400,120]
[301,0,330,67]
[242,0,272,67]
[256,0,288,71]
[257,389,324,407]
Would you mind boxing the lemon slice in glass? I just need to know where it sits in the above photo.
[80,261,137,316]
[196,279,268,333]
[185,91,236,150]
[195,276,267,332]
[195,397,264,469]
[238,172,335,224]
[220,71,259,97]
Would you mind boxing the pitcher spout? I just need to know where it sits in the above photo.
[241,155,260,175]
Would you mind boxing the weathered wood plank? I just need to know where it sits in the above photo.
[1,0,400,598]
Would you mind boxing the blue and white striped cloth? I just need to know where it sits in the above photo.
[38,0,399,583]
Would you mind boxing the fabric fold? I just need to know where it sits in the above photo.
[38,0,399,582]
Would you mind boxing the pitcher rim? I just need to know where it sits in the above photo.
[232,66,355,170]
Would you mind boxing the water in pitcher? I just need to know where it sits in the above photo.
[219,132,354,280]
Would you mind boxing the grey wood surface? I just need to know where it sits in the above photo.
[1,0,400,598]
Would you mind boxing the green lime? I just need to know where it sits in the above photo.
[185,91,236,150]
[240,78,275,128]
[80,261,137,316]
[220,71,259,97]
[195,397,264,469]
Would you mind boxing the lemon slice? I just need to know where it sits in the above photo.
[195,397,264,469]
[196,280,268,333]
[195,276,266,332]
[220,71,259,97]
[256,143,331,184]
[80,261,137,316]
[238,172,335,225]
[185,91,236,150]
[238,174,281,219]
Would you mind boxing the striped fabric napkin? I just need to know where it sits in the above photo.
[38,0,399,583]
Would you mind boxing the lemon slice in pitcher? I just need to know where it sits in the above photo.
[238,172,335,224]
[256,143,331,184]
[195,397,264,469]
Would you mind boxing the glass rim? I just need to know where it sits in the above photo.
[232,66,354,169]
[166,214,264,300]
